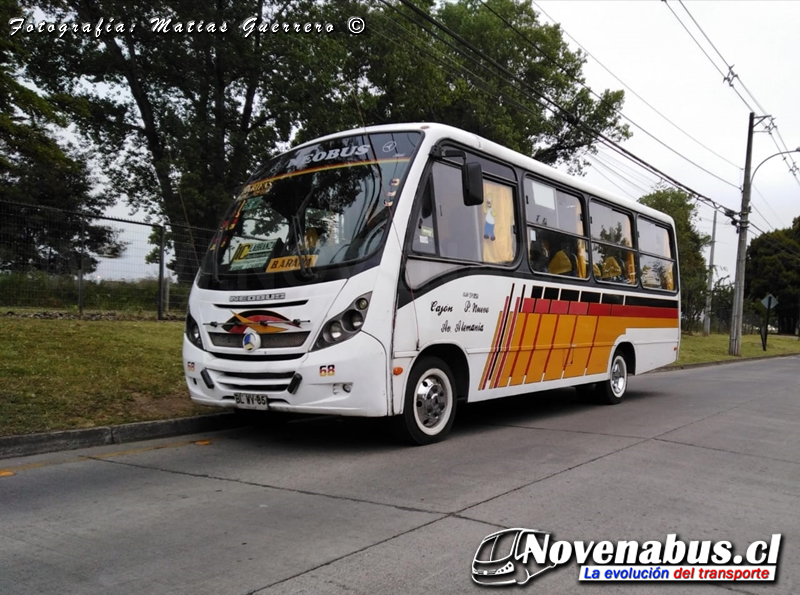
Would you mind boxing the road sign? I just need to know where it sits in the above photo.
[761,294,778,310]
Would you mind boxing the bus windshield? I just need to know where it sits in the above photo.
[201,131,421,280]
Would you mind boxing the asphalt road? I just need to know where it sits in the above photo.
[1,356,798,595]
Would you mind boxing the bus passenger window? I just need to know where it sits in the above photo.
[525,177,588,279]
[638,217,677,291]
[528,229,588,278]
[589,199,637,285]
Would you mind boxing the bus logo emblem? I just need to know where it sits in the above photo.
[242,328,261,352]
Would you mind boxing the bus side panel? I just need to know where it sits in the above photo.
[400,274,679,406]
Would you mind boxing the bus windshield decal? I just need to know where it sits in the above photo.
[241,158,412,199]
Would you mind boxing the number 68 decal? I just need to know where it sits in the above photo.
[319,365,335,377]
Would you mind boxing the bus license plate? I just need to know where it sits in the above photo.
[234,392,269,410]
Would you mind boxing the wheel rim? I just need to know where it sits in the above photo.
[413,369,452,435]
[610,357,627,397]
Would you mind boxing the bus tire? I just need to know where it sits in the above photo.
[398,356,457,446]
[597,349,628,405]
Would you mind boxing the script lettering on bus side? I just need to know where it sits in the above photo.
[438,320,484,333]
[464,300,490,314]
[456,321,484,332]
[430,301,454,316]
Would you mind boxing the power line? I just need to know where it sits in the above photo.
[587,160,641,200]
[596,145,661,188]
[590,152,654,196]
[391,0,735,220]
[476,0,740,191]
[664,0,757,112]
[530,0,742,173]
[669,0,800,193]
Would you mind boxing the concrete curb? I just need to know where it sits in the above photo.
[0,413,245,460]
[2,354,797,460]
[650,351,800,373]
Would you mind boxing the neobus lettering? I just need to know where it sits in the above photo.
[288,145,370,169]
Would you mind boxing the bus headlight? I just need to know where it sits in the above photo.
[343,310,364,331]
[313,292,371,351]
[185,312,204,349]
[325,320,344,342]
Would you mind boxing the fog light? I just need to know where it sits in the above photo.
[200,369,214,389]
[343,383,352,393]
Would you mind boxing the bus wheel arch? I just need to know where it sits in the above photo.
[598,342,635,405]
[396,345,468,445]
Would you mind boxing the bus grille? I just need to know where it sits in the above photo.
[208,331,309,349]
[209,369,296,393]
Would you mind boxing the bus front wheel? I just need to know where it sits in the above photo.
[597,350,628,405]
[398,356,457,445]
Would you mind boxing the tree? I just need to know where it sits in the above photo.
[339,0,629,170]
[18,0,629,281]
[744,218,800,334]
[0,0,125,275]
[639,188,711,332]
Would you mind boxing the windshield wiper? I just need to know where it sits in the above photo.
[287,185,320,281]
[291,214,316,280]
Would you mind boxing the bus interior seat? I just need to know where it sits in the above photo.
[601,256,623,280]
[547,250,574,276]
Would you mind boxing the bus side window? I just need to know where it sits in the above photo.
[412,177,436,255]
[411,162,516,265]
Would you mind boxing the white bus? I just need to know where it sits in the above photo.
[183,123,680,445]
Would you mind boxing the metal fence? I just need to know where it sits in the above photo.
[0,200,216,318]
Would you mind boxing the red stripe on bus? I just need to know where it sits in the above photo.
[588,303,612,316]
[549,300,570,314]
[569,302,589,315]
[611,305,678,319]
[521,298,536,313]
[534,299,551,314]
[492,297,521,388]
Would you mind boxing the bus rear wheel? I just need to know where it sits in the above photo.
[597,350,628,405]
[398,356,457,446]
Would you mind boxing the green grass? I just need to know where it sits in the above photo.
[675,332,800,365]
[0,319,798,438]
[0,319,210,437]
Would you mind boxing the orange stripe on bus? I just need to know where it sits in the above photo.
[510,313,541,386]
[525,314,557,384]
[544,315,576,381]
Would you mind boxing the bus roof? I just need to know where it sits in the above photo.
[298,122,676,227]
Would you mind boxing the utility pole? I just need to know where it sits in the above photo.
[729,112,755,356]
[703,209,717,336]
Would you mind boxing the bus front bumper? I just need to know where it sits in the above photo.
[183,331,389,417]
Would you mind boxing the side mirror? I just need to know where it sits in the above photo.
[462,162,484,206]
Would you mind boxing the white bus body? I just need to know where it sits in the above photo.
[183,123,680,444]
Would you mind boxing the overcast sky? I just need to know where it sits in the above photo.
[534,0,800,284]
